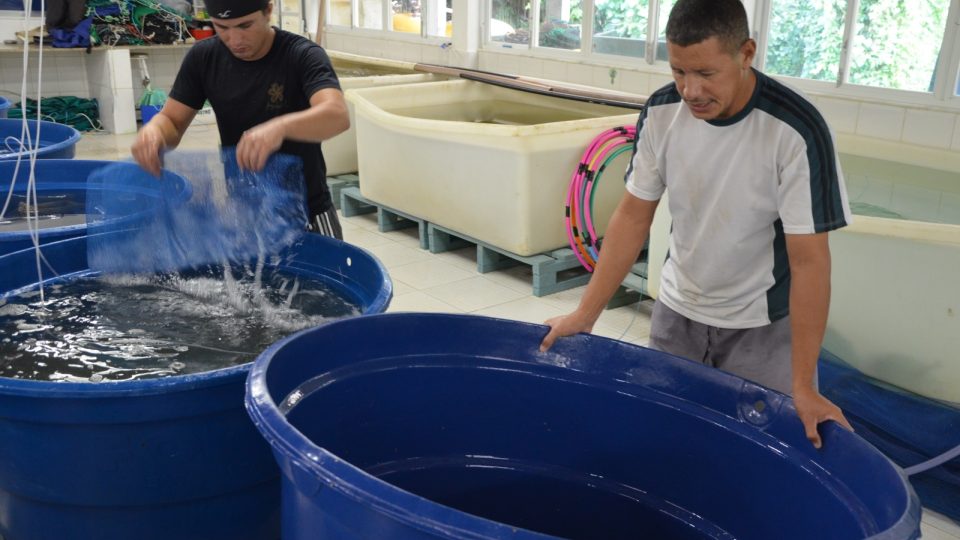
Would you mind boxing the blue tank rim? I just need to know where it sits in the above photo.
[244,312,922,540]
[0,234,392,399]
[0,118,82,159]
[0,96,10,112]
[0,159,194,243]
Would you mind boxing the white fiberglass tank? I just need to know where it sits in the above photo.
[347,79,639,256]
[824,134,960,404]
[326,52,443,176]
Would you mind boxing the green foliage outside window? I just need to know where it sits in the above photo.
[593,0,647,39]
[849,0,947,91]
[765,0,949,92]
[765,0,844,82]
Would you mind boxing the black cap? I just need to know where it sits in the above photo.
[205,0,268,19]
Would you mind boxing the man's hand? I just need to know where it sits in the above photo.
[131,122,167,177]
[130,100,197,176]
[237,119,286,172]
[540,312,596,352]
[793,387,854,449]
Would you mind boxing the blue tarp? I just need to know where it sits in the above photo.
[819,350,960,521]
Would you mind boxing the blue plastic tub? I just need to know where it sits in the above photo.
[0,159,191,256]
[0,118,81,160]
[247,313,921,540]
[0,96,10,119]
[0,232,392,540]
[141,103,162,124]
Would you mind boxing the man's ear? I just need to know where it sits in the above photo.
[739,38,757,68]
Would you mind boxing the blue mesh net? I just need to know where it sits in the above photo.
[819,350,960,521]
[86,148,307,274]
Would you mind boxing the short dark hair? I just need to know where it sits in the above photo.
[665,0,750,54]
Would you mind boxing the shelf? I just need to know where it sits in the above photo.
[0,42,196,54]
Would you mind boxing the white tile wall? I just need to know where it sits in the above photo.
[540,59,568,82]
[0,51,92,99]
[496,53,520,76]
[901,109,956,149]
[357,36,383,58]
[592,65,620,91]
[398,42,422,63]
[856,103,906,141]
[516,55,544,78]
[565,63,594,86]
[648,73,674,94]
[617,69,650,97]
[477,53,495,71]
[324,33,343,50]
[447,49,476,68]
[419,44,443,64]
[817,97,860,133]
[0,24,955,146]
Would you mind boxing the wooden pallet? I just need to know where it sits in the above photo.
[339,183,649,304]
[326,174,359,211]
[427,222,600,297]
[615,261,650,309]
[340,186,430,250]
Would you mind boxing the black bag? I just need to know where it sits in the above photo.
[45,0,88,29]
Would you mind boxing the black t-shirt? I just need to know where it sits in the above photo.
[170,29,341,215]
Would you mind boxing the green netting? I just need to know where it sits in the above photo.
[139,88,167,107]
[9,96,101,132]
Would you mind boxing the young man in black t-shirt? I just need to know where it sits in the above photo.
[131,0,349,238]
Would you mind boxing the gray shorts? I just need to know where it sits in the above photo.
[648,301,793,394]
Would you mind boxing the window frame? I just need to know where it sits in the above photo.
[482,0,678,69]
[326,0,452,42]
[477,0,960,110]
[752,0,960,109]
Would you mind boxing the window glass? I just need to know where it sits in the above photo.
[765,0,845,82]
[328,0,351,27]
[490,0,531,45]
[359,0,384,30]
[538,0,583,51]
[848,0,950,92]
[592,0,649,58]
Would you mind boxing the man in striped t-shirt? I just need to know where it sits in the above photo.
[541,0,853,448]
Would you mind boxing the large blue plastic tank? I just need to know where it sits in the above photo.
[246,313,921,540]
[0,232,392,540]
[0,159,191,256]
[0,119,81,159]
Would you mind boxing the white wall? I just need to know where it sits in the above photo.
[0,0,954,148]
[477,50,960,152]
[318,0,960,155]
[0,50,91,100]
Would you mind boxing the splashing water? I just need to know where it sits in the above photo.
[0,265,360,382]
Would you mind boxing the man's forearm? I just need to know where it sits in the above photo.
[576,196,657,321]
[153,113,186,149]
[788,257,831,394]
[271,101,349,143]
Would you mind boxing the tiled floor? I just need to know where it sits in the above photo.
[75,129,959,539]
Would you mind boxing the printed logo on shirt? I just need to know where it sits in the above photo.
[267,83,284,111]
